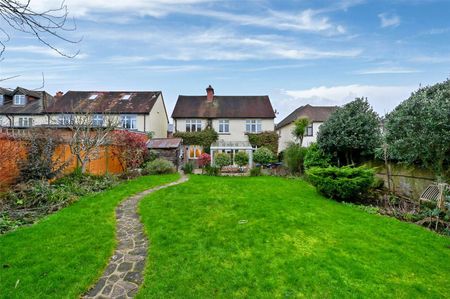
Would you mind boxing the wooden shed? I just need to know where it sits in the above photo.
[147,138,182,168]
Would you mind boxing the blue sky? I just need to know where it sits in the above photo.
[0,0,449,121]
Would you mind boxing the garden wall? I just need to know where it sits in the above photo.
[367,161,438,200]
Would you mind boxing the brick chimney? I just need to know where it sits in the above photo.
[206,85,214,102]
[55,91,64,98]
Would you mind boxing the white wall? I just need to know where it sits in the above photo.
[147,95,168,138]
[175,118,275,143]
[278,121,323,152]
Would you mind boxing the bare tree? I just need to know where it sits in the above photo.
[0,0,80,58]
[64,113,120,173]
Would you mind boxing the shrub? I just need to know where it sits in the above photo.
[205,165,220,176]
[182,162,194,174]
[253,147,275,165]
[250,167,262,177]
[234,151,249,167]
[247,131,279,154]
[145,158,176,174]
[214,153,232,169]
[144,150,159,163]
[113,131,149,171]
[283,143,307,175]
[306,166,375,202]
[304,143,331,169]
[198,153,211,168]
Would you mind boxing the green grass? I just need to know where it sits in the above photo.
[0,173,180,299]
[138,175,450,298]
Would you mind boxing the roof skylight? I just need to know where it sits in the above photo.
[88,94,98,100]
[121,94,131,100]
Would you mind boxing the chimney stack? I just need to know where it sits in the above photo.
[55,91,64,98]
[206,85,214,102]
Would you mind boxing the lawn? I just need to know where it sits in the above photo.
[0,173,180,299]
[138,175,450,298]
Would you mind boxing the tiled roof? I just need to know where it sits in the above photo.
[276,104,338,129]
[147,138,182,149]
[0,87,53,115]
[172,95,275,119]
[46,91,161,114]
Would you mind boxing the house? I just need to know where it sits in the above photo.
[0,87,54,128]
[172,85,276,166]
[276,104,337,152]
[45,91,169,138]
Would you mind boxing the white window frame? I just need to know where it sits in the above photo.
[14,94,26,105]
[58,114,73,126]
[245,119,262,133]
[18,117,33,127]
[306,124,313,136]
[188,145,203,159]
[93,114,104,127]
[0,95,4,106]
[185,119,202,132]
[218,119,230,133]
[121,114,137,130]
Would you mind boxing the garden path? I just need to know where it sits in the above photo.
[83,174,188,299]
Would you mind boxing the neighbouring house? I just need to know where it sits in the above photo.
[276,104,338,152]
[172,85,276,166]
[0,87,54,128]
[45,91,169,138]
[147,137,182,168]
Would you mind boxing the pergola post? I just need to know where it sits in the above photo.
[210,149,214,166]
[248,149,253,168]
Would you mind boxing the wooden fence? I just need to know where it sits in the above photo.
[0,138,124,190]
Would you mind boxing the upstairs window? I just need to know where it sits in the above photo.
[306,124,313,136]
[14,94,26,105]
[245,119,262,133]
[58,114,73,126]
[121,94,131,100]
[18,117,33,127]
[88,94,98,100]
[219,119,229,133]
[93,114,104,127]
[0,95,4,106]
[185,119,202,132]
[121,115,137,130]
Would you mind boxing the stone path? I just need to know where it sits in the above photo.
[84,175,188,299]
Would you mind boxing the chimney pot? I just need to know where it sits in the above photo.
[55,91,64,98]
[206,85,214,102]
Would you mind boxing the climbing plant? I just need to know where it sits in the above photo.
[247,131,279,154]
[173,128,218,148]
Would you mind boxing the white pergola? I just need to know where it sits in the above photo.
[210,140,254,167]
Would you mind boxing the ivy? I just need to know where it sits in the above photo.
[247,131,279,154]
[173,128,219,148]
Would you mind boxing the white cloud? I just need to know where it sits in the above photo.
[378,12,400,28]
[355,67,420,74]
[90,28,361,61]
[276,84,416,119]
[32,1,347,35]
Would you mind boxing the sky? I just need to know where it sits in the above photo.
[0,0,449,122]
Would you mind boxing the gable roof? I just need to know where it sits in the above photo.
[276,104,338,129]
[46,91,161,114]
[172,95,275,119]
[0,87,53,115]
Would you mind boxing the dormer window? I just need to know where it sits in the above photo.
[88,94,98,100]
[14,94,26,105]
[121,94,131,100]
[0,95,3,106]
